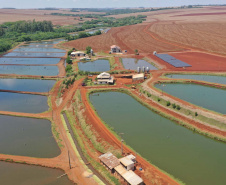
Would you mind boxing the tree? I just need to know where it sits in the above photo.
[86,46,92,54]
[135,49,139,55]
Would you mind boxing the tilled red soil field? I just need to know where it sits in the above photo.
[170,51,226,71]
[64,23,184,54]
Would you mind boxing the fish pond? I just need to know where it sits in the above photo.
[0,115,60,158]
[90,91,226,185]
[19,44,55,48]
[13,47,65,53]
[78,59,110,72]
[0,92,48,113]
[0,58,60,65]
[0,65,59,76]
[0,79,55,92]
[155,83,226,114]
[165,74,226,85]
[122,58,157,70]
[3,52,65,57]
[25,39,64,45]
[0,161,73,185]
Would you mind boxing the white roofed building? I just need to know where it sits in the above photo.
[97,72,114,85]
[132,73,144,81]
[70,51,86,57]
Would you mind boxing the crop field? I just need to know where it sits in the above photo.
[0,9,97,25]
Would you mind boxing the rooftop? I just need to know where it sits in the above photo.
[99,152,120,170]
[132,73,144,78]
[71,51,85,54]
[97,72,111,79]
[115,165,143,185]
[120,156,134,167]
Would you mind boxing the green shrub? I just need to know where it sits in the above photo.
[157,98,161,102]
[166,101,171,106]
[172,103,176,109]
[176,105,181,110]
[195,112,198,116]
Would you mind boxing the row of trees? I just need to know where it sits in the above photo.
[4,20,54,33]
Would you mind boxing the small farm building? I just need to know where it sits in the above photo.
[119,155,135,171]
[99,152,120,172]
[97,72,114,84]
[115,165,144,185]
[110,45,121,53]
[132,73,144,81]
[71,51,86,57]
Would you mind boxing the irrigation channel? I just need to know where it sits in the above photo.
[0,39,73,184]
[77,59,110,72]
[90,91,226,185]
[165,74,226,85]
[155,83,226,114]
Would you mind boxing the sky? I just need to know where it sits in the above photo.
[1,0,226,9]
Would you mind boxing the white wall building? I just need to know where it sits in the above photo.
[97,72,114,84]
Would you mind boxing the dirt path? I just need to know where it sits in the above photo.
[63,113,110,185]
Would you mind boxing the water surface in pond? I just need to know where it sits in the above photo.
[166,74,226,85]
[0,115,60,157]
[122,58,157,70]
[155,83,226,114]
[0,92,48,113]
[0,58,60,65]
[0,65,59,76]
[25,39,64,45]
[90,92,226,185]
[13,47,65,52]
[78,59,110,72]
[19,44,55,48]
[0,161,73,185]
[0,79,55,92]
[4,52,65,57]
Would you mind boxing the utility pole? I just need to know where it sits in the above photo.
[68,150,71,169]
[119,133,124,155]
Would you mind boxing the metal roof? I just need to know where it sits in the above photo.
[132,73,144,79]
[120,157,134,167]
[71,51,85,54]
[155,54,191,68]
[97,72,111,79]
[115,165,143,185]
[99,152,120,170]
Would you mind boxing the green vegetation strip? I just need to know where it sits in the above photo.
[64,109,120,185]
[61,113,105,185]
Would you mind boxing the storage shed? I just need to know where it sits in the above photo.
[132,73,144,81]
[99,152,120,172]
[119,156,135,171]
[115,165,144,185]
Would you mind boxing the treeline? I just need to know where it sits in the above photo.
[65,30,101,41]
[0,20,65,52]
[51,13,102,19]
[83,15,147,27]
[4,20,54,33]
[70,6,199,15]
